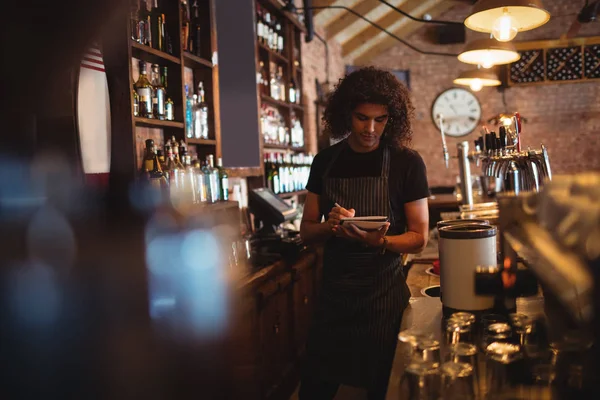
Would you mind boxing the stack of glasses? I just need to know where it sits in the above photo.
[397,312,592,399]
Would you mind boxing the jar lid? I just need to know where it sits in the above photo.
[439,223,497,239]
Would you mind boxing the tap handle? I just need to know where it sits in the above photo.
[491,132,498,151]
[499,126,507,148]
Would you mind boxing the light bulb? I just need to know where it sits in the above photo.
[492,12,518,42]
[480,51,494,69]
[469,79,483,92]
[501,116,513,126]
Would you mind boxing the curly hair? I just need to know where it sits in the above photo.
[323,66,415,148]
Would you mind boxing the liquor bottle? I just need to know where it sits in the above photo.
[289,77,297,104]
[216,157,229,201]
[195,159,207,202]
[150,0,163,51]
[138,0,151,46]
[270,70,279,100]
[165,98,174,121]
[181,0,190,52]
[157,148,166,168]
[203,155,220,203]
[197,82,209,139]
[190,0,202,56]
[192,93,200,138]
[276,19,283,53]
[257,60,265,89]
[265,12,273,50]
[271,16,279,51]
[277,66,286,102]
[185,84,193,138]
[150,63,166,120]
[172,137,185,169]
[272,153,281,194]
[256,4,264,44]
[132,90,139,117]
[130,1,140,42]
[141,139,168,189]
[134,61,154,118]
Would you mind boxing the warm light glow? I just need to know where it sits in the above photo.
[492,11,518,42]
[480,51,495,68]
[470,79,483,92]
[501,116,513,126]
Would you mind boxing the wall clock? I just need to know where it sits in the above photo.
[431,88,481,137]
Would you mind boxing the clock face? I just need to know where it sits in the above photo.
[431,88,482,137]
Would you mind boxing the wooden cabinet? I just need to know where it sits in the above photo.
[229,250,320,400]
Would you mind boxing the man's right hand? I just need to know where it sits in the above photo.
[327,206,355,230]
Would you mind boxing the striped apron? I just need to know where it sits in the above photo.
[305,140,411,392]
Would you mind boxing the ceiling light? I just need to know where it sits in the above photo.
[454,69,502,92]
[464,0,551,42]
[458,38,520,68]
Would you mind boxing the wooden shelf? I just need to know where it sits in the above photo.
[187,138,217,145]
[290,103,304,112]
[183,52,213,69]
[258,42,289,64]
[131,41,181,65]
[178,200,240,215]
[264,143,292,150]
[261,93,291,109]
[134,117,184,129]
[279,189,307,199]
[261,0,306,33]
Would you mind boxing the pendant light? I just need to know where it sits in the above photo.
[458,38,520,68]
[453,69,501,92]
[464,0,551,42]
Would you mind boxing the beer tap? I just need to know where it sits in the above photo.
[438,113,449,168]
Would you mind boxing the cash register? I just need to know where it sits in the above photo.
[247,188,305,267]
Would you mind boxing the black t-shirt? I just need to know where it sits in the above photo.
[306,141,430,232]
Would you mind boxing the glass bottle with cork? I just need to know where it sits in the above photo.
[134,60,154,118]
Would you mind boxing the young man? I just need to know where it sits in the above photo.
[299,67,430,399]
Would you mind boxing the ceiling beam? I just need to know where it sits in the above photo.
[341,0,421,57]
[350,0,459,65]
[312,0,340,16]
[326,0,381,38]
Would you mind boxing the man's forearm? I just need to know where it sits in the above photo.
[300,221,333,244]
[383,231,427,254]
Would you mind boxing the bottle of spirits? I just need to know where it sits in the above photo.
[141,139,168,189]
[271,16,279,52]
[150,0,163,51]
[192,93,200,138]
[277,66,286,102]
[270,70,279,100]
[132,90,139,117]
[134,61,154,118]
[289,77,297,104]
[138,0,151,46]
[185,84,193,138]
[265,12,273,50]
[216,157,229,201]
[165,98,174,121]
[276,19,283,53]
[130,2,140,42]
[256,4,264,44]
[181,0,190,52]
[203,155,220,203]
[257,61,265,89]
[150,63,166,120]
[197,82,209,139]
[190,0,202,56]
[194,159,207,203]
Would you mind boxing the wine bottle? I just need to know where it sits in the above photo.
[216,157,229,201]
[181,0,190,52]
[138,0,151,46]
[190,0,202,56]
[150,0,163,51]
[134,61,154,118]
[150,63,166,120]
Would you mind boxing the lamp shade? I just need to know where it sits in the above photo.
[464,0,550,34]
[454,69,502,91]
[458,38,521,68]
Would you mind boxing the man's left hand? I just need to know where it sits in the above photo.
[333,222,390,247]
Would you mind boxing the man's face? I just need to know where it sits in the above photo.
[350,103,389,150]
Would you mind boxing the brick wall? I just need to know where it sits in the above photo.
[347,0,600,187]
[301,24,346,154]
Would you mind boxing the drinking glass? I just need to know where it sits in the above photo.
[416,338,441,365]
[447,343,480,397]
[485,342,523,399]
[509,313,533,347]
[399,329,435,355]
[440,361,476,400]
[402,359,441,400]
[446,317,473,345]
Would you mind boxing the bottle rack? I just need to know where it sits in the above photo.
[102,0,221,181]
[255,0,306,156]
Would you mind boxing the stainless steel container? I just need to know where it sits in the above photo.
[439,224,497,316]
